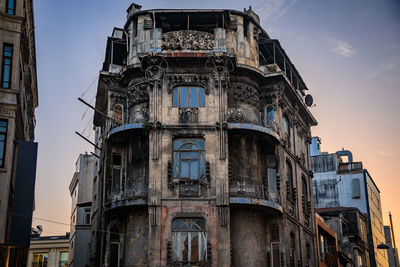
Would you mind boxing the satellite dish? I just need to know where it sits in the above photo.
[305,94,313,107]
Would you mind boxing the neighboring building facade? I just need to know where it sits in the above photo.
[316,213,340,267]
[27,233,69,267]
[311,139,389,267]
[317,207,370,267]
[384,225,399,267]
[0,0,38,265]
[69,153,97,267]
[91,4,318,266]
[88,128,101,267]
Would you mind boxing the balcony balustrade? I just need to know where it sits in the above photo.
[107,181,148,204]
[227,107,280,137]
[229,180,280,204]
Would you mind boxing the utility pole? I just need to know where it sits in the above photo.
[390,212,399,267]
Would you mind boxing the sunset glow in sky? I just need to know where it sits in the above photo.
[32,0,400,244]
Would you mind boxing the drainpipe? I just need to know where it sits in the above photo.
[336,150,353,163]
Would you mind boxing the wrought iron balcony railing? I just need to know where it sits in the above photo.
[227,108,280,135]
[107,182,148,201]
[229,181,280,204]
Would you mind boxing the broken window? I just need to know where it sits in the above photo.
[2,44,13,88]
[173,139,205,180]
[173,87,205,108]
[172,218,207,264]
[113,104,123,125]
[112,153,122,193]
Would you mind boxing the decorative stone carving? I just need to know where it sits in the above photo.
[179,181,200,197]
[227,108,246,122]
[199,161,211,187]
[232,83,259,108]
[162,30,214,50]
[127,83,149,107]
[110,93,125,108]
[179,107,198,124]
[167,74,210,94]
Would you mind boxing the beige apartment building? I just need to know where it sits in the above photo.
[28,233,69,267]
[0,0,38,265]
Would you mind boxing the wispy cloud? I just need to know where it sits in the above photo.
[326,38,356,57]
[377,151,394,157]
[254,0,299,21]
[366,61,399,80]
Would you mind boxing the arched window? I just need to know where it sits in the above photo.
[173,87,205,108]
[113,104,123,125]
[266,105,274,124]
[172,218,207,263]
[283,116,290,136]
[173,139,205,180]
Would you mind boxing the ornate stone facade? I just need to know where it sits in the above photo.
[91,5,318,267]
[162,30,214,50]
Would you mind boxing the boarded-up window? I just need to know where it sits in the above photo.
[352,178,361,199]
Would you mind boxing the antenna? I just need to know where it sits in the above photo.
[305,94,313,107]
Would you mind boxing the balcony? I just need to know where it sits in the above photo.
[259,39,309,95]
[227,107,280,140]
[106,182,148,209]
[107,107,149,138]
[229,181,283,213]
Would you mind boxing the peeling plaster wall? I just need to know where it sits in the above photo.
[230,208,267,266]
[124,209,149,266]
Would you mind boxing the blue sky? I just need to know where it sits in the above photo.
[33,0,400,239]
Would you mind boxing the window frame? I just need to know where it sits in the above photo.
[286,160,294,203]
[283,115,290,136]
[265,104,274,124]
[0,119,8,168]
[111,153,122,193]
[33,252,49,267]
[84,208,91,225]
[6,0,15,15]
[60,251,69,267]
[172,87,205,108]
[1,43,13,89]
[172,218,207,264]
[113,104,123,125]
[173,139,205,181]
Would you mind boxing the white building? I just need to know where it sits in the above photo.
[311,137,388,267]
[68,153,97,267]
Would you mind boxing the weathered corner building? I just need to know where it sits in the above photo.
[92,3,318,266]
